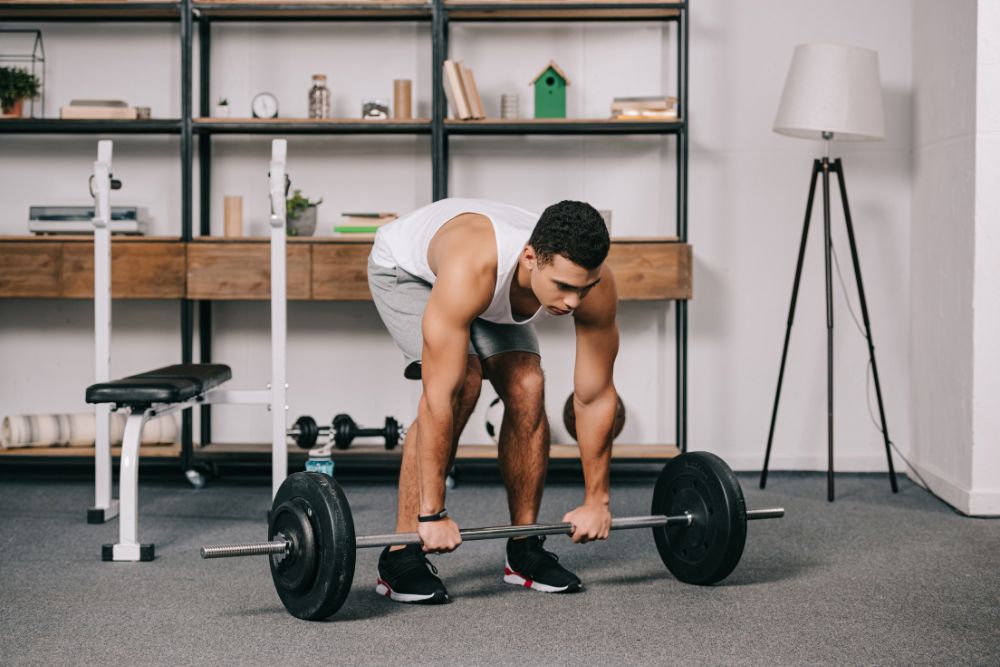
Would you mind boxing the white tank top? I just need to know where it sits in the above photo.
[370,198,549,325]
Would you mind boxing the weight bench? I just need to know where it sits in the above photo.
[86,364,232,561]
[85,140,291,561]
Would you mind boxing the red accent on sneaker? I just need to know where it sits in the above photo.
[377,578,393,597]
[505,566,534,588]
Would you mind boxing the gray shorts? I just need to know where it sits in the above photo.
[368,257,539,366]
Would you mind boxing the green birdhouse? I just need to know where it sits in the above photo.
[530,60,570,119]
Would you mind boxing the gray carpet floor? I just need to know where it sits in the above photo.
[1,472,997,666]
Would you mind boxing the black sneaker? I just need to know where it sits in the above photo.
[504,536,582,593]
[375,544,450,604]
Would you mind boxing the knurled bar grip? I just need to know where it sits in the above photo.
[200,509,784,559]
[201,541,289,559]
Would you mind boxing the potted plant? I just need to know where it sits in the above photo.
[214,97,230,118]
[286,189,323,236]
[0,66,41,118]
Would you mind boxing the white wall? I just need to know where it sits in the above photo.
[910,0,1000,515]
[0,1,916,473]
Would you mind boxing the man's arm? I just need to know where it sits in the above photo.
[564,266,620,542]
[416,259,493,552]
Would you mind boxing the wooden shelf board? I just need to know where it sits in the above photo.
[195,117,431,124]
[193,1,433,19]
[197,442,679,461]
[0,237,690,301]
[192,235,679,244]
[0,0,173,4]
[0,442,677,464]
[0,1,181,19]
[446,1,683,21]
[193,117,433,134]
[0,444,181,458]
[0,235,181,242]
[449,118,678,124]
[0,119,183,133]
[445,118,683,135]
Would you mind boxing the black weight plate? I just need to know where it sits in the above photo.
[333,414,353,450]
[651,452,747,585]
[293,416,319,449]
[268,472,356,620]
[384,417,400,449]
[269,500,318,593]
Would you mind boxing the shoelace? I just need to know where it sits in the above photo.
[514,536,561,571]
[392,550,439,579]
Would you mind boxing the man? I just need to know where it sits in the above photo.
[367,198,620,604]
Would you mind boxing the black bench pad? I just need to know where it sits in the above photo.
[86,364,232,407]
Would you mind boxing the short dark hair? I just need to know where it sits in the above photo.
[527,200,610,270]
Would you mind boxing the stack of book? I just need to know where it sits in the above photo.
[334,212,398,235]
[610,96,678,120]
[443,60,485,120]
[60,100,138,120]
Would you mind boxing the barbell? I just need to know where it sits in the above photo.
[200,451,784,621]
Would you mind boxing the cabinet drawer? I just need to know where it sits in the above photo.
[311,243,373,301]
[187,242,311,300]
[61,241,185,298]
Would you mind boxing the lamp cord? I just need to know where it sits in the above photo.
[829,242,963,514]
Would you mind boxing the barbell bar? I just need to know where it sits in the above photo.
[202,508,783,559]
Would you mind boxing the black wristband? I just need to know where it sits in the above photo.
[418,509,448,523]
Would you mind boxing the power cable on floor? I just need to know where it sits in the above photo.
[829,242,961,513]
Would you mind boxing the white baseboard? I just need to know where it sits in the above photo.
[907,464,1000,517]
[711,450,1000,517]
[721,452,904,473]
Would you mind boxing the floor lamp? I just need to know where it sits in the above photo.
[759,43,898,501]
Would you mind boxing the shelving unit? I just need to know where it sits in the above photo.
[0,0,689,474]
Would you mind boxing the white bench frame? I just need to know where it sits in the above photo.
[89,139,290,561]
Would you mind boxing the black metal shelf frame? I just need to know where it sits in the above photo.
[190,0,688,456]
[443,121,682,135]
[192,120,434,134]
[0,119,183,133]
[0,3,183,22]
[0,0,688,469]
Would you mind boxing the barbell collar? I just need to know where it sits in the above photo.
[201,539,290,559]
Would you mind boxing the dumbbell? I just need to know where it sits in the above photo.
[332,414,402,450]
[288,414,402,450]
[201,451,785,621]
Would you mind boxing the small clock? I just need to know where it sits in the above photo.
[252,92,279,119]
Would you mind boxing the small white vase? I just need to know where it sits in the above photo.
[214,105,231,118]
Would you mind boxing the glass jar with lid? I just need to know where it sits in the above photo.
[308,74,330,119]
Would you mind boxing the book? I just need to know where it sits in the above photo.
[611,95,678,111]
[333,226,381,234]
[612,108,678,120]
[459,63,486,119]
[69,99,129,108]
[340,212,397,227]
[443,60,472,120]
[60,106,138,120]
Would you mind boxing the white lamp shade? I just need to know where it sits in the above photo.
[773,43,885,141]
